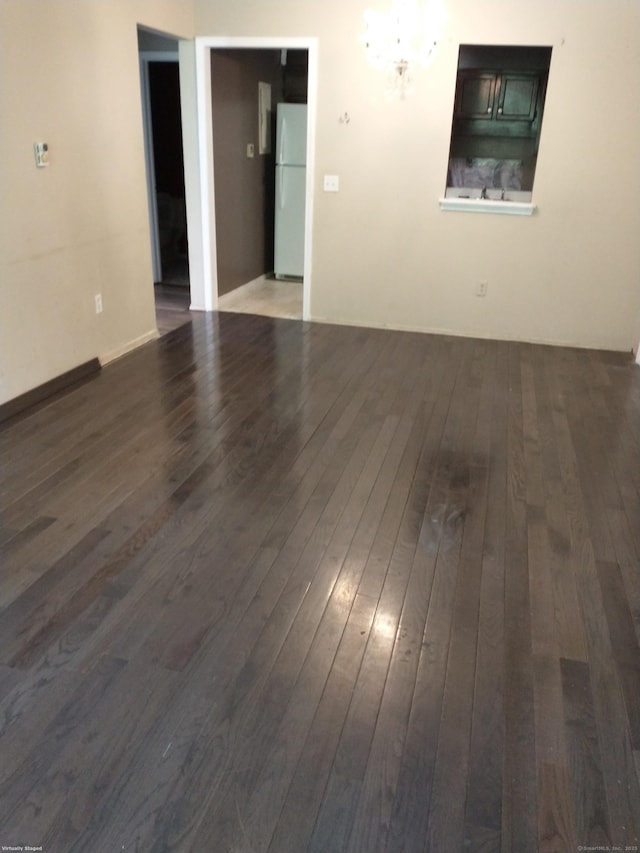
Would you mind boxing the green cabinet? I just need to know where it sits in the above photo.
[455,72,498,120]
[450,67,547,160]
[454,70,545,134]
[496,73,540,121]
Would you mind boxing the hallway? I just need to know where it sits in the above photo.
[155,278,304,336]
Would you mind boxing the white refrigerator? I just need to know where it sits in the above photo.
[274,103,307,279]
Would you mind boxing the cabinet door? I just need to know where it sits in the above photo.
[455,72,497,119]
[496,73,540,121]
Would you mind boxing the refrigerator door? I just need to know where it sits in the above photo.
[276,103,307,166]
[274,164,306,278]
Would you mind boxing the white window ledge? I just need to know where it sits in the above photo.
[439,197,536,216]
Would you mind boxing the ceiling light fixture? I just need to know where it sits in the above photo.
[363,0,445,96]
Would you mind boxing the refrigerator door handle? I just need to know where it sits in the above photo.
[278,116,286,164]
[279,167,285,208]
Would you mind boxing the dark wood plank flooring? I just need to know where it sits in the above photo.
[1,312,639,852]
[155,283,193,336]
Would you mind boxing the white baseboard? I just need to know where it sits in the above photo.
[308,314,631,353]
[99,329,159,366]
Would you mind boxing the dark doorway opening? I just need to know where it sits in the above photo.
[148,62,189,287]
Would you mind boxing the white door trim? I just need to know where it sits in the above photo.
[190,36,318,319]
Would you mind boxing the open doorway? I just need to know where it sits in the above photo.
[187,37,317,321]
[210,48,308,321]
[138,27,192,335]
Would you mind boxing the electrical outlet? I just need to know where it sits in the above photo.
[95,293,103,314]
[476,281,488,297]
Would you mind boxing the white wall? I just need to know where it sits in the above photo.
[0,1,194,405]
[194,0,640,352]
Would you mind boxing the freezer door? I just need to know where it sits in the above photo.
[276,103,307,166]
[274,165,306,279]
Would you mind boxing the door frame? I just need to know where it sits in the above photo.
[187,36,318,319]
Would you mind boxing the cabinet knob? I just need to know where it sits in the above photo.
[497,107,503,114]
[487,107,492,114]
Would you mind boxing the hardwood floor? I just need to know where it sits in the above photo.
[1,313,638,852]
[154,284,192,336]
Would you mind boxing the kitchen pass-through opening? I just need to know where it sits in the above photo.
[445,44,552,203]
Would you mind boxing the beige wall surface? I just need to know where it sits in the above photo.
[195,0,640,352]
[1,0,638,406]
[0,1,194,404]
[211,49,283,295]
